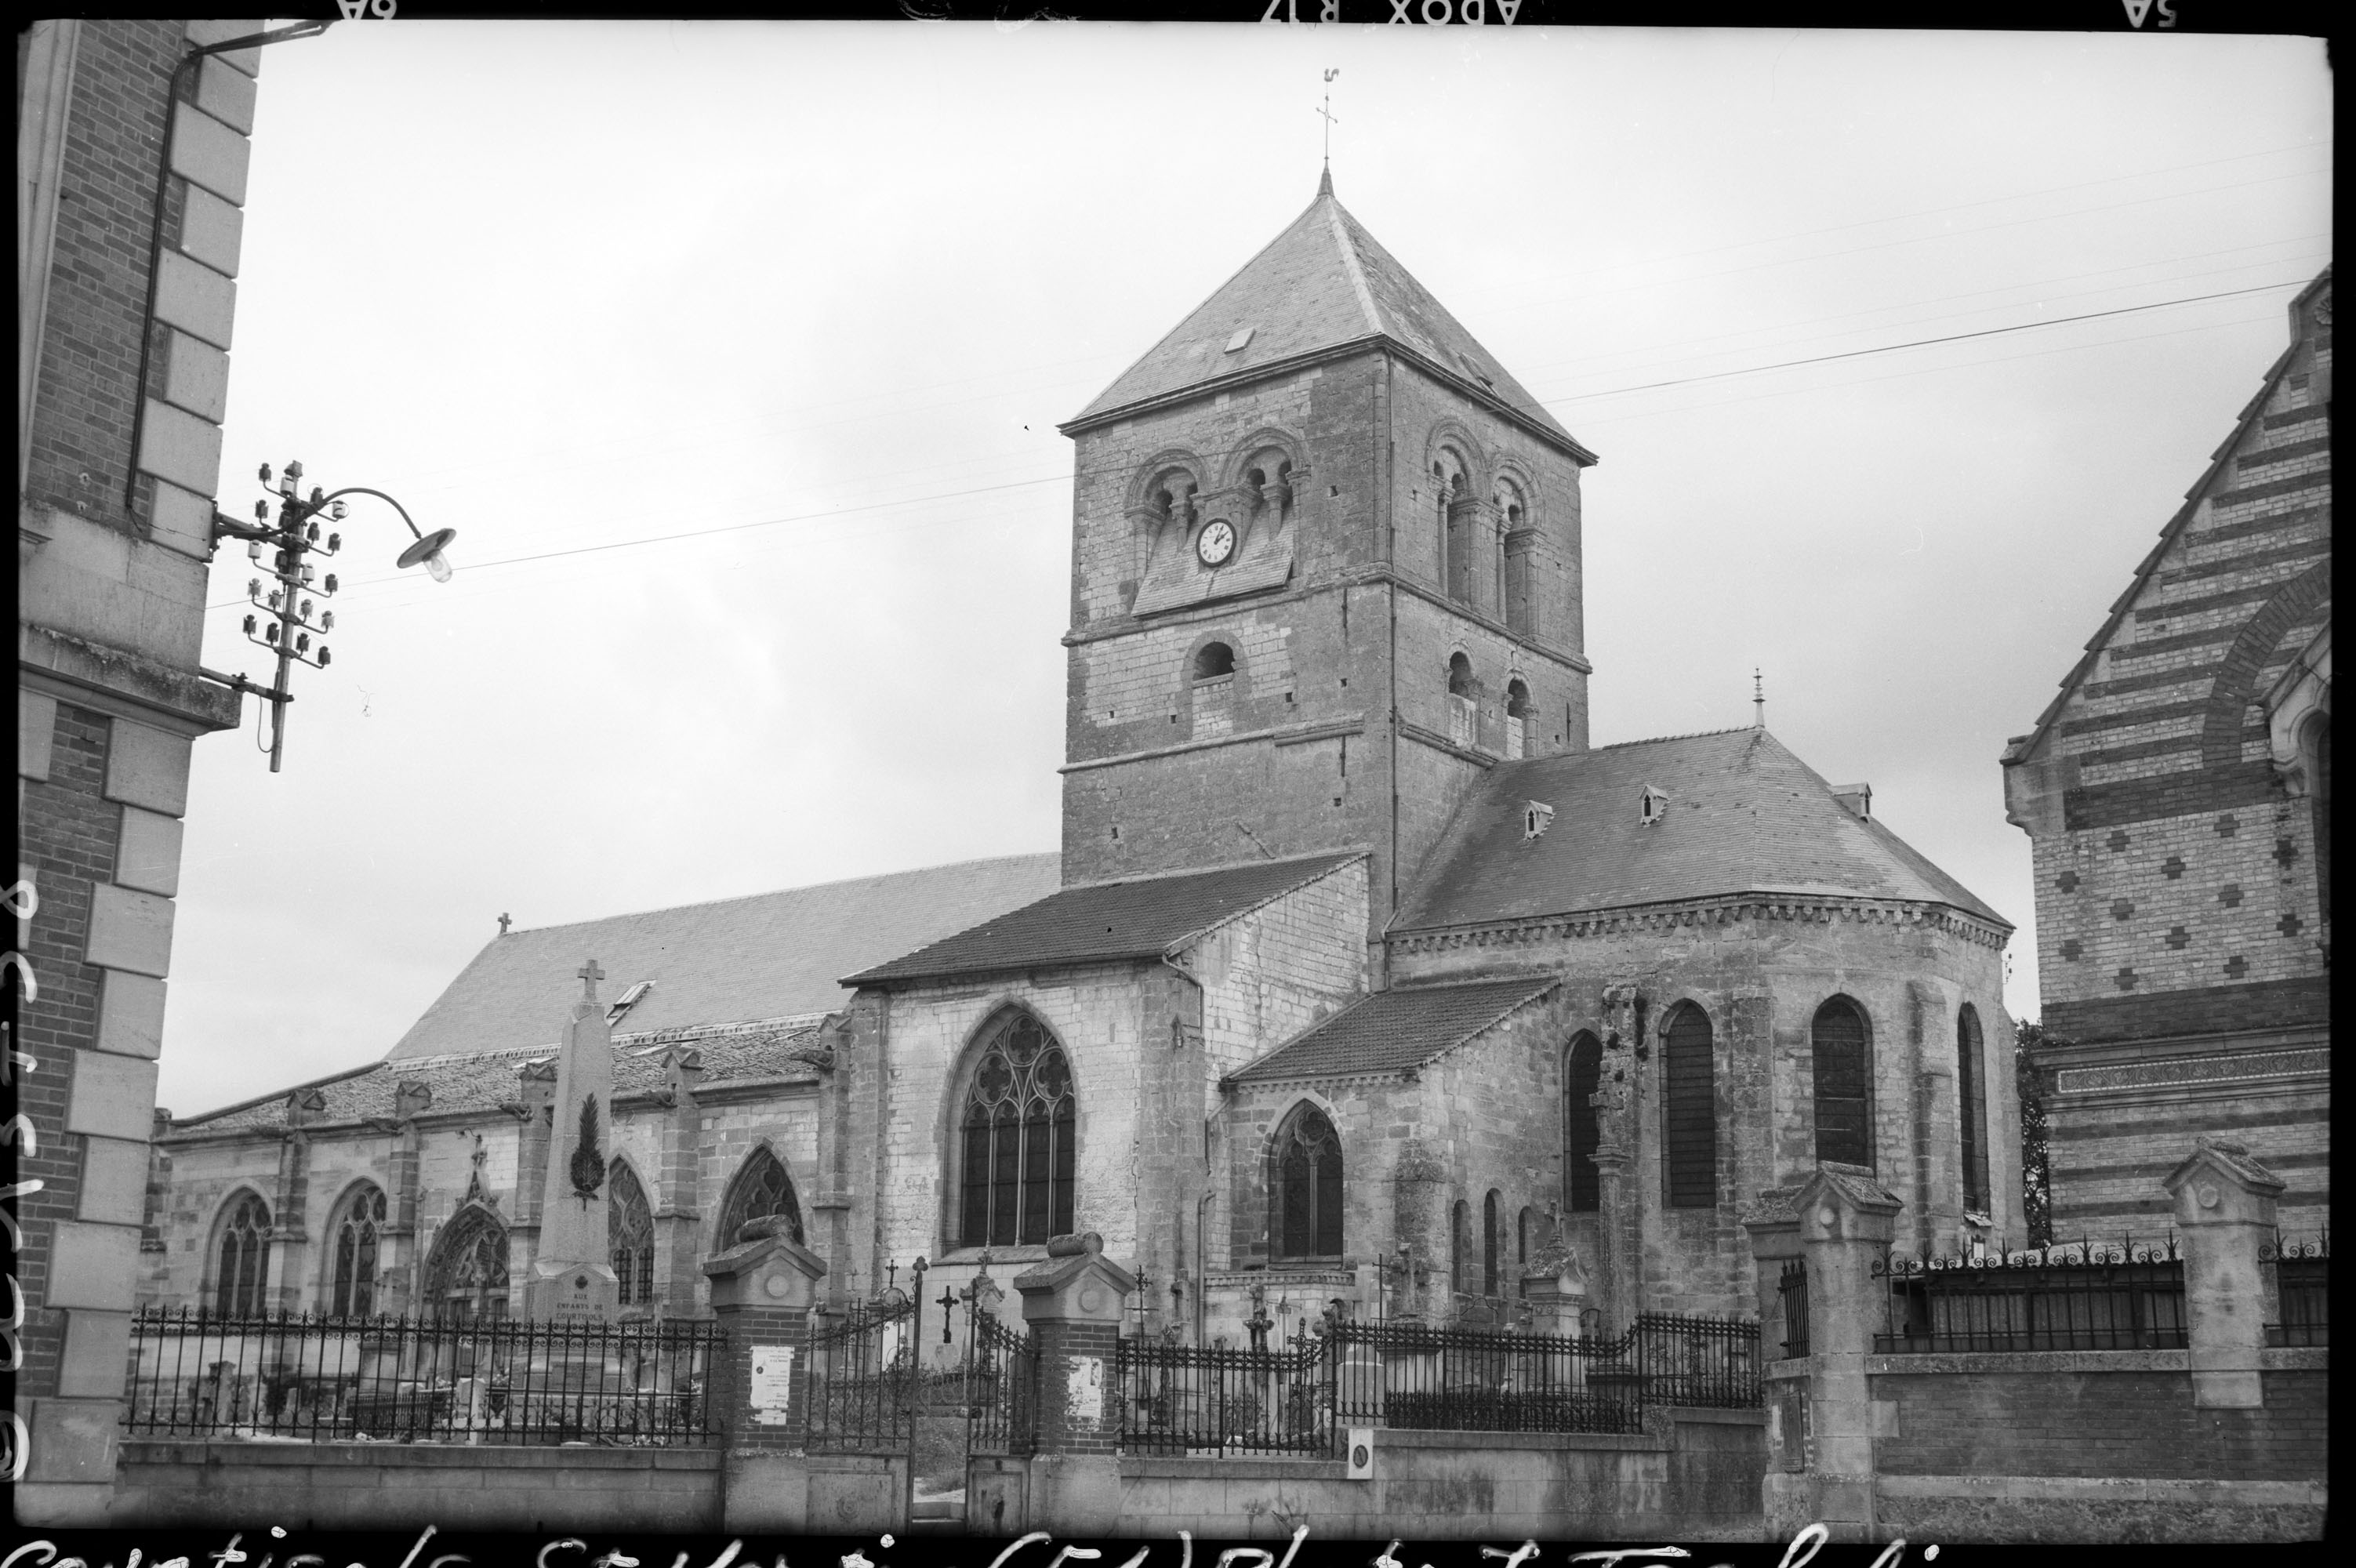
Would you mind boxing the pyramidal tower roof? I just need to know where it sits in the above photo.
[1064,178,1594,463]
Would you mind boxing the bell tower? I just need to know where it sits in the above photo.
[1055,177,1599,935]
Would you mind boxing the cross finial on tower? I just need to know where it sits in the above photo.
[1316,68,1340,195]
[1753,668,1766,730]
[577,956,604,1000]
[498,912,511,935]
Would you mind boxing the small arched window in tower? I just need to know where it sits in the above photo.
[329,1184,386,1317]
[1565,1031,1603,1213]
[1270,1103,1344,1260]
[1812,996,1874,1170]
[959,1010,1078,1248]
[1447,653,1476,749]
[1505,679,1533,760]
[1435,454,1476,603]
[1193,641,1236,682]
[423,1206,510,1322]
[1662,1004,1717,1208]
[609,1159,655,1307]
[213,1192,271,1316]
[1483,1190,1503,1297]
[1956,1005,1990,1214]
[1450,1198,1472,1296]
[717,1147,804,1251]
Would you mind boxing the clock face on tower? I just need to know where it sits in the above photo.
[1196,519,1236,567]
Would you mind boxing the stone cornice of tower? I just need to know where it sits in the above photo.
[1062,561,1595,676]
[1059,333,1599,468]
[1386,891,2014,956]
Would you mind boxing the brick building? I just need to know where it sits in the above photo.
[16,18,275,1523]
[2002,269,2331,1240]
[141,177,2017,1363]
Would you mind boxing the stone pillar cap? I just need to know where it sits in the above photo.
[1794,1163,1904,1241]
[2162,1135,2285,1197]
[702,1229,829,1285]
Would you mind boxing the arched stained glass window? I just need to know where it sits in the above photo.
[329,1184,385,1317]
[213,1192,271,1316]
[958,1011,1077,1248]
[1812,997,1874,1169]
[423,1205,509,1321]
[1662,1004,1717,1208]
[1956,1005,1989,1214]
[610,1159,655,1305]
[1565,1032,1603,1213]
[717,1147,803,1250]
[1270,1104,1343,1260]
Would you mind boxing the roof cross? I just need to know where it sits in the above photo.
[1316,69,1340,188]
[577,957,604,1001]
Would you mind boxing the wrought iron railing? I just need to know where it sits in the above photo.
[123,1308,719,1445]
[1874,1236,2187,1352]
[2263,1229,2328,1348]
[1327,1319,1645,1436]
[1118,1331,1333,1456]
[804,1295,919,1454]
[1777,1261,1811,1359]
[1635,1312,1761,1406]
[965,1310,1036,1456]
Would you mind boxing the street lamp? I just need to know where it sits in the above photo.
[207,459,459,772]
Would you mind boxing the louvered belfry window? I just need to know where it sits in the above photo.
[1812,997,1874,1169]
[609,1159,655,1305]
[213,1192,271,1316]
[1662,1004,1717,1207]
[329,1184,385,1316]
[1565,1033,1603,1212]
[1957,1004,1990,1212]
[960,1011,1077,1248]
[1272,1103,1344,1259]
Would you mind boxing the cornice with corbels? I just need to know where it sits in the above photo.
[1389,895,2012,955]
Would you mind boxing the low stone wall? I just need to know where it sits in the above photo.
[106,1439,723,1532]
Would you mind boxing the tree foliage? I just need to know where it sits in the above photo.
[2014,1018,2065,1246]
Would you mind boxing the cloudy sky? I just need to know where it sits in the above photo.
[163,19,2331,1118]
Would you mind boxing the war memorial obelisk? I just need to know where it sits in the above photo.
[525,957,621,1319]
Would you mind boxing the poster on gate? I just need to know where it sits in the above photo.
[749,1345,796,1425]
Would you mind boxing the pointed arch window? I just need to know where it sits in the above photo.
[1565,1032,1603,1213]
[1813,997,1874,1169]
[1482,1190,1503,1297]
[1270,1103,1343,1261]
[958,1011,1077,1248]
[1956,1005,1990,1214]
[1450,1198,1472,1295]
[212,1192,271,1316]
[610,1160,655,1306]
[717,1147,804,1251]
[328,1184,386,1317]
[423,1205,509,1322]
[1662,1004,1717,1208]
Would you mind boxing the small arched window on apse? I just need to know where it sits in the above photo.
[609,1158,655,1307]
[1450,1198,1472,1296]
[328,1183,386,1317]
[1564,1032,1603,1214]
[958,1009,1078,1248]
[1956,1005,1990,1214]
[1505,680,1533,760]
[1662,1003,1718,1208]
[212,1190,271,1316]
[1517,1206,1534,1269]
[1812,996,1875,1170]
[1269,1102,1344,1261]
[1447,653,1477,749]
[1192,641,1236,682]
[716,1146,804,1251]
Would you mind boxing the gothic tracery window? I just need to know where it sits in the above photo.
[212,1191,271,1316]
[609,1159,655,1306]
[423,1204,510,1321]
[1269,1103,1343,1260]
[958,1011,1077,1248]
[1812,996,1875,1170]
[716,1146,804,1250]
[329,1183,386,1317]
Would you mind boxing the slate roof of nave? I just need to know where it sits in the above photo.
[844,851,1366,987]
[1231,975,1560,1083]
[380,853,1063,1063]
[1065,176,1594,461]
[1392,727,2009,933]
[170,1021,827,1138]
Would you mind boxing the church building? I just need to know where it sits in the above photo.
[147,176,2020,1347]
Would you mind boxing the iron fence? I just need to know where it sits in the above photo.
[1118,1332,1333,1456]
[123,1308,719,1445]
[1777,1261,1811,1359]
[1874,1236,2187,1352]
[804,1295,919,1454]
[1325,1319,1645,1436]
[2263,1230,2328,1348]
[965,1309,1036,1456]
[1635,1312,1761,1407]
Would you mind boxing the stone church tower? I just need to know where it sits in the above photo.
[1056,173,1598,938]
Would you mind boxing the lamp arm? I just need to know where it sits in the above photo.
[317,487,426,541]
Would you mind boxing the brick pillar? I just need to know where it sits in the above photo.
[1788,1163,1903,1544]
[2162,1136,2283,1410]
[1014,1232,1134,1537]
[704,1226,827,1533]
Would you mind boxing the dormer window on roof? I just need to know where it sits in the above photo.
[607,979,655,1025]
[1523,800,1556,840]
[1639,786,1671,826]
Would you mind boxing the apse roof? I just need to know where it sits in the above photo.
[381,854,1062,1062]
[1231,975,1560,1083]
[844,851,1365,987]
[1065,176,1593,461]
[1393,727,2009,933]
